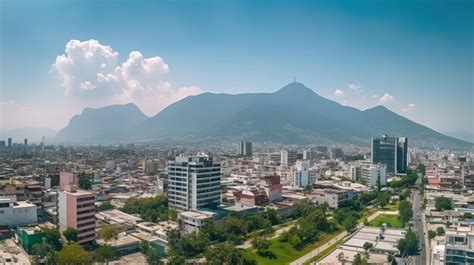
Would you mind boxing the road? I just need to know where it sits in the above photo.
[411,185,427,265]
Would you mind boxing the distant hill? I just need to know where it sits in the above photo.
[55,103,148,143]
[57,83,472,149]
[0,127,57,143]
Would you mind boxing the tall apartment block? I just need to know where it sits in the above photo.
[281,150,298,167]
[371,134,408,175]
[167,155,221,211]
[444,228,474,264]
[58,172,96,244]
[239,141,253,157]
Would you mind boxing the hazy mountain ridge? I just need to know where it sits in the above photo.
[56,103,148,143]
[55,83,472,149]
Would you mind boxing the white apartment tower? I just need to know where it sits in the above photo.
[167,155,221,211]
[293,160,310,188]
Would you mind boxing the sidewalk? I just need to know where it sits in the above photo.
[290,208,398,265]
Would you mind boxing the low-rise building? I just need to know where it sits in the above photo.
[178,210,215,234]
[0,196,37,227]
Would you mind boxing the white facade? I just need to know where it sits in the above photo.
[178,210,215,234]
[0,196,37,227]
[293,160,310,188]
[360,163,387,188]
[167,155,221,211]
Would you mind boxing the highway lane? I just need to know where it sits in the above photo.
[412,181,426,265]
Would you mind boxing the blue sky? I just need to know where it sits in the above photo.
[1,0,472,141]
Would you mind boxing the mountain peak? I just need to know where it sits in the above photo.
[275,82,316,96]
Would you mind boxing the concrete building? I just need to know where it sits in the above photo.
[0,178,26,200]
[281,150,298,167]
[58,184,96,244]
[371,134,408,175]
[0,196,37,227]
[239,141,252,157]
[143,159,159,175]
[293,160,310,188]
[167,155,221,211]
[331,148,344,159]
[444,227,474,265]
[315,188,355,208]
[178,210,215,234]
[360,163,387,188]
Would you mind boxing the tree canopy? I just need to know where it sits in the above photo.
[57,243,92,265]
[63,227,78,242]
[435,197,453,211]
[397,229,419,256]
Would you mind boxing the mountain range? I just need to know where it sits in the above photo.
[55,82,472,149]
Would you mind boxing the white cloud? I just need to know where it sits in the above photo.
[348,84,361,90]
[378,93,395,104]
[401,103,415,112]
[341,100,348,106]
[51,39,202,116]
[334,89,344,97]
[371,94,379,99]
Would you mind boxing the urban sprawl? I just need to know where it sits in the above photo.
[0,135,472,265]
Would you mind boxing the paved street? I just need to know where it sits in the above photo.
[411,185,427,265]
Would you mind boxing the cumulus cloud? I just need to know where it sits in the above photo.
[334,89,344,97]
[401,103,415,112]
[371,95,379,99]
[348,84,361,90]
[51,39,202,116]
[378,93,395,104]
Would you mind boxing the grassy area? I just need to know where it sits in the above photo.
[382,202,399,211]
[247,219,298,239]
[242,228,344,265]
[368,214,403,228]
[358,207,379,223]
[303,237,345,265]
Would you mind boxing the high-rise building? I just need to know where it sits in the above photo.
[7,138,12,148]
[396,137,408,174]
[293,160,310,188]
[167,155,221,211]
[0,141,5,148]
[143,159,159,175]
[281,150,298,167]
[24,138,28,147]
[58,173,96,245]
[371,134,408,175]
[360,163,387,188]
[239,141,253,157]
[331,148,344,159]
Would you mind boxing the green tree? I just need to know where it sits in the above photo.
[41,226,63,251]
[32,243,56,264]
[145,250,162,265]
[252,237,270,255]
[397,229,419,256]
[167,254,186,265]
[78,172,92,190]
[352,253,368,265]
[204,243,255,265]
[97,202,114,212]
[265,208,283,225]
[289,234,302,249]
[99,225,119,243]
[181,231,209,257]
[435,197,453,211]
[398,200,413,225]
[436,227,445,236]
[428,230,436,240]
[342,214,358,232]
[63,227,78,242]
[377,192,390,208]
[95,246,116,264]
[57,243,93,265]
[363,242,373,253]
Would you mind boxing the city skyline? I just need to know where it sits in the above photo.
[1,0,472,142]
